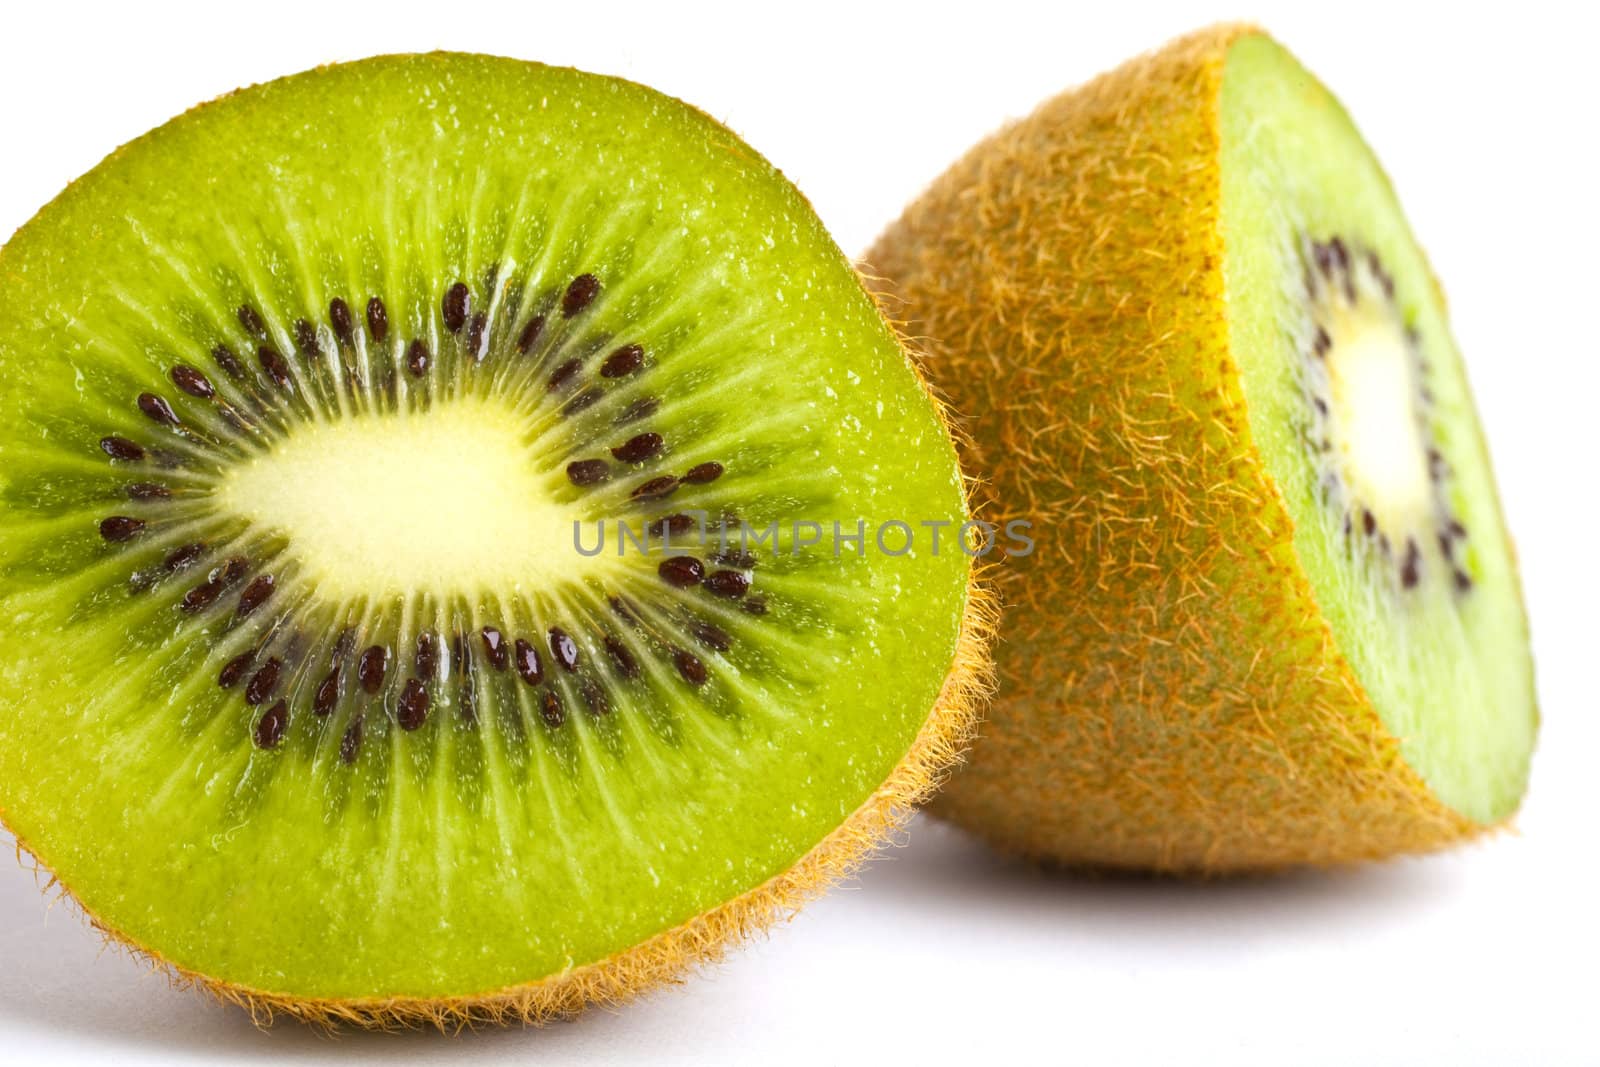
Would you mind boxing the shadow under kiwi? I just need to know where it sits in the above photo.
[0,814,1469,1059]
[852,811,1472,944]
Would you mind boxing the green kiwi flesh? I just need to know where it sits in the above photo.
[1220,36,1535,819]
[0,54,975,1015]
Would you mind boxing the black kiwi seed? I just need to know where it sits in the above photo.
[100,436,145,462]
[480,626,509,671]
[397,679,430,730]
[742,596,768,616]
[567,459,610,486]
[245,658,282,705]
[340,716,364,764]
[683,461,724,484]
[181,576,224,613]
[516,314,546,354]
[658,556,704,587]
[514,638,543,686]
[600,343,644,378]
[618,396,660,425]
[648,513,697,539]
[468,313,488,359]
[170,365,215,399]
[690,621,731,652]
[540,690,564,728]
[710,548,756,569]
[99,516,146,542]
[548,358,583,391]
[406,339,431,377]
[219,650,255,689]
[548,628,579,672]
[212,344,246,380]
[415,631,438,677]
[561,273,601,317]
[704,570,750,599]
[221,557,249,586]
[1329,236,1350,274]
[294,318,321,356]
[579,679,609,715]
[128,482,171,500]
[612,432,663,463]
[443,282,471,334]
[258,346,292,389]
[163,542,205,571]
[254,700,288,750]
[329,298,355,346]
[235,574,275,618]
[631,475,679,501]
[604,637,640,679]
[137,393,181,427]
[1401,539,1422,590]
[674,649,708,686]
[366,297,389,343]
[358,645,388,694]
[238,304,267,338]
[314,669,340,716]
[1313,242,1335,278]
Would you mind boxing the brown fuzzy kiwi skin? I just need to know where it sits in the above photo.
[0,305,997,1032]
[863,23,1520,874]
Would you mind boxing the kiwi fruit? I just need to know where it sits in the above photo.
[0,54,993,1025]
[866,24,1536,872]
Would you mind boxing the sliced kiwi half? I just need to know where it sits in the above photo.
[0,54,990,1024]
[867,25,1536,871]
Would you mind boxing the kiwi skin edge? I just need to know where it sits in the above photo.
[0,74,999,1030]
[865,23,1535,874]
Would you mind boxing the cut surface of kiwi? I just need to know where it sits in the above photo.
[867,25,1535,871]
[0,54,986,1023]
[1218,35,1533,819]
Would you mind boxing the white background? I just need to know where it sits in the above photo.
[1,1,1596,1064]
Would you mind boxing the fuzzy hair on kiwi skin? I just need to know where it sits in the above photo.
[865,23,1533,874]
[0,296,999,1030]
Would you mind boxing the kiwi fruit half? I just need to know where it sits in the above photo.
[867,24,1536,872]
[0,54,991,1025]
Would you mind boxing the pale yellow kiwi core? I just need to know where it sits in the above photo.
[218,397,612,598]
[1323,298,1434,542]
